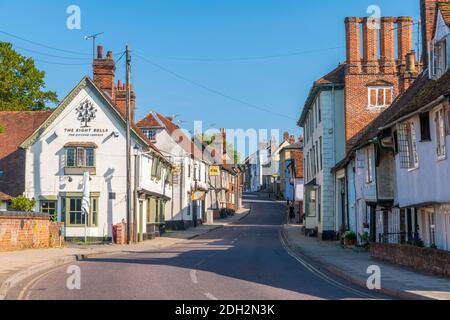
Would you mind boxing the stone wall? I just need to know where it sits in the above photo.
[0,212,64,252]
[370,243,450,278]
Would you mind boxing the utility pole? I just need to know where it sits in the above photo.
[125,46,132,244]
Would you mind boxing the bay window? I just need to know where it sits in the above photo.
[65,145,96,174]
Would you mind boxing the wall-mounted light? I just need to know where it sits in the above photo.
[68,176,73,183]
[112,131,119,138]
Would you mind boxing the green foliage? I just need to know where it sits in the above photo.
[344,231,357,241]
[0,42,58,111]
[0,124,3,134]
[196,133,241,164]
[11,196,36,212]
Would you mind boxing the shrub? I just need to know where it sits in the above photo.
[10,196,36,212]
[344,231,357,241]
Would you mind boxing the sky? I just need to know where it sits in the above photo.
[0,0,420,145]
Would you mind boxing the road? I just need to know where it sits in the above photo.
[8,193,388,300]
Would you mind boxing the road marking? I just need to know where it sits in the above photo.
[17,264,69,301]
[205,292,218,300]
[190,270,199,284]
[278,230,380,300]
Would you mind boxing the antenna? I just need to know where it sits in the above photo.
[84,32,105,61]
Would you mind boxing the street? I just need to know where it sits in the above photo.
[7,194,388,300]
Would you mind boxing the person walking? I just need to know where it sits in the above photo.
[289,205,295,223]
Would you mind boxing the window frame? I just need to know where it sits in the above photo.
[65,147,96,168]
[63,195,99,228]
[365,146,374,184]
[367,86,394,110]
[40,200,57,222]
[435,107,447,161]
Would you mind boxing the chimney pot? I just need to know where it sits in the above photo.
[107,51,113,60]
[283,132,289,142]
[97,45,104,59]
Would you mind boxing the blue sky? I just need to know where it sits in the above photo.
[0,0,420,140]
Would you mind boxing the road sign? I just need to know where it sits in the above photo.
[210,166,220,177]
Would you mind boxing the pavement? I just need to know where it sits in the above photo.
[282,224,450,300]
[0,206,251,300]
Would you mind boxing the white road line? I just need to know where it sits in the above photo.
[278,231,380,300]
[204,292,218,300]
[190,270,199,284]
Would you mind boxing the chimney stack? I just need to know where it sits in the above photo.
[397,17,413,67]
[420,0,440,67]
[115,80,136,124]
[345,17,362,74]
[362,17,379,74]
[380,17,396,74]
[93,45,116,102]
[289,135,296,145]
[283,132,289,142]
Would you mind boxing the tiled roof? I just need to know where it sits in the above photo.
[136,114,162,128]
[314,63,346,85]
[138,112,207,162]
[0,191,13,201]
[334,69,450,170]
[299,64,346,125]
[439,2,450,26]
[0,111,53,159]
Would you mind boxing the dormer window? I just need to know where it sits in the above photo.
[368,86,393,110]
[429,37,448,79]
[142,128,157,141]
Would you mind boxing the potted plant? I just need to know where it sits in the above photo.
[344,231,357,246]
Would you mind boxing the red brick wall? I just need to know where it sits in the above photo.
[344,16,414,142]
[371,243,450,278]
[0,213,63,252]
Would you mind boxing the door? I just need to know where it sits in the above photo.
[139,201,144,242]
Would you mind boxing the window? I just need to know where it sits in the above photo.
[142,129,157,141]
[430,37,448,79]
[41,201,57,222]
[151,157,162,179]
[315,141,319,173]
[419,113,431,142]
[368,87,393,109]
[398,122,419,169]
[66,148,95,168]
[317,187,322,222]
[366,147,373,183]
[435,108,447,159]
[318,97,322,124]
[63,195,98,227]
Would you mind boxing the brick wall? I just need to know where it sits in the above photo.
[0,212,64,252]
[371,243,450,279]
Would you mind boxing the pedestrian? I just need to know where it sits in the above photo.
[289,205,295,223]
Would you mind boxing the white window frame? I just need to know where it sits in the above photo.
[368,86,394,110]
[429,37,448,79]
[435,107,447,160]
[407,121,420,170]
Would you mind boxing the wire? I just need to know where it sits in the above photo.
[139,46,345,62]
[0,29,91,56]
[6,43,92,61]
[33,58,91,66]
[134,53,297,121]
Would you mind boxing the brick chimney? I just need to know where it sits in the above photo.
[420,0,440,66]
[289,135,296,145]
[401,50,419,93]
[380,17,396,74]
[345,17,362,74]
[397,17,413,67]
[362,17,379,74]
[220,128,227,164]
[283,132,289,142]
[115,80,136,123]
[93,46,116,102]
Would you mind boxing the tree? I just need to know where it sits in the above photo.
[196,133,241,164]
[0,42,58,111]
[11,196,36,212]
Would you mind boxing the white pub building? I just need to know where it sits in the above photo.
[0,47,172,242]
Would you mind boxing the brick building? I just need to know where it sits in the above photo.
[299,14,416,240]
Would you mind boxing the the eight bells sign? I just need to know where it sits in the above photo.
[64,99,110,137]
